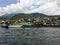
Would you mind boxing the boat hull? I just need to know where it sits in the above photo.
[8,25,23,28]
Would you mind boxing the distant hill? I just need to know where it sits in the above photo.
[0,13,60,20]
[0,13,15,20]
[10,13,47,20]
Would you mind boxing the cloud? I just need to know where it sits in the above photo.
[0,0,60,16]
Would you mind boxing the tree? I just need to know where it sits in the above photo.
[58,16,60,20]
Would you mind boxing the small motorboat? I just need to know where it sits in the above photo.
[1,24,9,28]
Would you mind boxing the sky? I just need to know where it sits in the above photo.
[0,0,18,7]
[0,0,60,16]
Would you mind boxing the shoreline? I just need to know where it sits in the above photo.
[0,24,60,28]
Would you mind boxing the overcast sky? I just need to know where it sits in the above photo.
[0,0,60,16]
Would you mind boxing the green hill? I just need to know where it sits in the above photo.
[0,13,59,20]
[10,13,47,20]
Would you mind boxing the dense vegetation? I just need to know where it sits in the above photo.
[10,13,47,20]
[0,13,60,20]
[58,16,60,20]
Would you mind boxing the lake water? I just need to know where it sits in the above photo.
[0,27,60,45]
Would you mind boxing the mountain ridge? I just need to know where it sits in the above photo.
[0,13,60,20]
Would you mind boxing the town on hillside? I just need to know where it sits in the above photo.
[0,15,60,27]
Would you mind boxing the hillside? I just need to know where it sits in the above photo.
[0,13,59,20]
[0,14,15,20]
[10,13,47,20]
